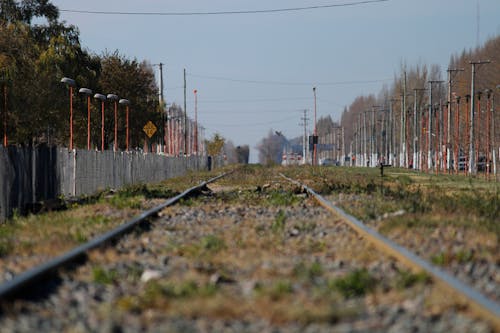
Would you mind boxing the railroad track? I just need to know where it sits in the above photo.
[0,167,498,332]
[0,172,228,300]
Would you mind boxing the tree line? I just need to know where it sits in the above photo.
[256,35,499,170]
[0,0,162,150]
[340,35,499,173]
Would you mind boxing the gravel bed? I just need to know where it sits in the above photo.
[0,181,494,332]
[329,192,500,304]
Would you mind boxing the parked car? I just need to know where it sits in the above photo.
[320,158,338,166]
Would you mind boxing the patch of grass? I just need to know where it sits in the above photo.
[267,190,300,206]
[257,280,294,301]
[106,193,143,209]
[455,249,474,263]
[92,266,118,285]
[117,183,178,199]
[293,221,316,233]
[431,252,452,266]
[0,223,16,257]
[395,270,430,289]
[307,239,326,253]
[271,210,287,233]
[0,239,12,257]
[328,269,377,298]
[293,261,324,282]
[142,280,218,306]
[201,234,226,253]
[431,249,474,266]
[71,229,88,243]
[179,197,195,206]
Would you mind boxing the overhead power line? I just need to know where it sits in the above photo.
[60,0,389,16]
[188,73,392,87]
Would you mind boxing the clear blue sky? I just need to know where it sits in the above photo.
[51,0,500,162]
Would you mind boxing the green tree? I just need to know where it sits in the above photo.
[99,51,158,150]
[205,133,225,156]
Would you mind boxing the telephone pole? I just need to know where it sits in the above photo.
[159,63,165,152]
[413,88,426,170]
[401,72,407,168]
[428,80,444,171]
[300,110,309,165]
[468,60,490,175]
[313,87,318,166]
[389,99,397,166]
[446,68,464,171]
[183,68,188,155]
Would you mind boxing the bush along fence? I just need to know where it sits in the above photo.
[0,146,223,222]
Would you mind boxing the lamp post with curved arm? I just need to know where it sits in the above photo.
[60,77,76,150]
[94,94,106,151]
[107,94,119,151]
[79,88,93,150]
[119,99,130,151]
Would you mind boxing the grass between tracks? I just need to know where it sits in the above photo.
[0,168,230,259]
[282,165,499,266]
[94,166,464,325]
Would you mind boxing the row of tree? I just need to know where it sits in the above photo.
[340,35,499,173]
[256,35,499,168]
[0,0,168,150]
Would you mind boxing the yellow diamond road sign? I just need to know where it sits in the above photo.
[143,121,157,138]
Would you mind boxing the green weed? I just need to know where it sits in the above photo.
[201,235,226,253]
[395,270,430,289]
[271,210,287,233]
[293,261,324,281]
[256,280,294,300]
[329,269,377,298]
[92,266,118,284]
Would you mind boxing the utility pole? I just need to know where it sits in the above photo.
[428,80,444,171]
[446,68,464,171]
[358,113,362,166]
[183,68,188,155]
[341,126,345,166]
[389,99,396,166]
[300,110,309,165]
[468,60,490,175]
[413,88,426,170]
[194,89,198,155]
[371,108,376,167]
[401,72,407,168]
[313,87,317,166]
[159,63,165,152]
[363,111,367,167]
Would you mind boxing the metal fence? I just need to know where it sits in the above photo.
[0,146,222,222]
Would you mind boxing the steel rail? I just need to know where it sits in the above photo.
[280,173,500,331]
[0,172,228,300]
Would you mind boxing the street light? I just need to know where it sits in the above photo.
[193,89,198,155]
[94,93,107,151]
[119,99,130,151]
[107,94,119,151]
[313,86,317,166]
[79,88,93,150]
[60,77,76,150]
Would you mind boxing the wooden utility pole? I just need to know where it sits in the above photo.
[313,87,317,166]
[300,110,309,165]
[401,72,407,168]
[183,68,188,155]
[468,60,490,175]
[446,68,464,171]
[428,80,444,171]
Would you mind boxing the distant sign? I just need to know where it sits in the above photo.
[143,121,157,138]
